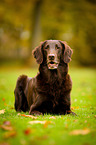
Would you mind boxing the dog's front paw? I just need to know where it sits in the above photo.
[66,110,77,116]
[29,110,43,116]
[70,111,77,116]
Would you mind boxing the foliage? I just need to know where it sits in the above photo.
[0,0,96,65]
[0,67,96,145]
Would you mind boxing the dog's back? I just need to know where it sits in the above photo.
[14,75,29,112]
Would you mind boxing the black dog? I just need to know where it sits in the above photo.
[14,40,75,115]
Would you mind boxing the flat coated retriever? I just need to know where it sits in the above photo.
[14,40,75,115]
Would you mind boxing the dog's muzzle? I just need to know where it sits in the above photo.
[47,54,59,69]
[47,62,59,69]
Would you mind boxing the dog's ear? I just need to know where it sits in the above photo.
[32,41,45,64]
[60,41,73,63]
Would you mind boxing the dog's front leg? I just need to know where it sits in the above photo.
[64,92,77,116]
[29,95,46,115]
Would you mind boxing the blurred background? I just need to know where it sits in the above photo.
[0,0,96,67]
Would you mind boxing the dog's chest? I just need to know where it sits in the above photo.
[48,83,60,95]
[37,72,66,100]
[46,81,63,101]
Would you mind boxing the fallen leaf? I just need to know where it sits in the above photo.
[29,120,52,126]
[29,120,47,124]
[49,116,56,119]
[4,103,7,106]
[43,121,52,128]
[71,106,79,110]
[24,128,31,135]
[3,121,11,126]
[0,125,13,131]
[0,121,14,131]
[73,120,78,123]
[2,98,5,101]
[0,109,5,114]
[86,116,90,118]
[69,128,90,135]
[71,107,74,110]
[94,115,96,118]
[84,120,87,123]
[3,131,16,139]
[18,113,37,119]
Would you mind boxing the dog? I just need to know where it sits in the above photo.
[14,40,75,115]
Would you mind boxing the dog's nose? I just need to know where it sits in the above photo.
[48,54,55,60]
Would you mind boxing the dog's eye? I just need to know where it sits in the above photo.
[56,44,60,49]
[45,45,49,49]
[57,47,60,49]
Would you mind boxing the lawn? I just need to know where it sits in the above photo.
[0,67,96,145]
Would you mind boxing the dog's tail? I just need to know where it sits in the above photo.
[14,75,29,112]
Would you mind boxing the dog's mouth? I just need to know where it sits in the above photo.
[47,61,59,70]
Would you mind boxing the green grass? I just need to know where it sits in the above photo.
[0,67,96,145]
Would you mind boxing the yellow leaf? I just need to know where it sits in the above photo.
[43,121,52,128]
[29,120,52,127]
[0,109,5,114]
[29,120,47,124]
[94,115,96,118]
[71,106,79,110]
[18,113,37,119]
[70,128,90,135]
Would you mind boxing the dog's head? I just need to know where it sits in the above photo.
[32,40,73,70]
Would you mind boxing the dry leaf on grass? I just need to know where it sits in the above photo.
[0,109,5,114]
[0,121,14,131]
[24,128,31,135]
[29,120,52,128]
[73,120,78,123]
[4,103,8,106]
[70,128,90,135]
[2,98,5,101]
[94,115,96,118]
[29,120,48,124]
[86,116,90,118]
[3,131,16,139]
[49,116,56,119]
[43,121,52,128]
[71,106,79,110]
[3,121,11,126]
[0,125,13,131]
[18,113,37,119]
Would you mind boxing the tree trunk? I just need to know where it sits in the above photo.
[30,0,42,50]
